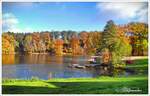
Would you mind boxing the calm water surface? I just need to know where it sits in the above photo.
[2,54,100,80]
[2,54,132,80]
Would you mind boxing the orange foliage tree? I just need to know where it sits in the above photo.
[54,39,64,55]
[70,35,82,55]
[126,22,148,56]
[2,33,15,54]
[79,31,101,55]
[86,32,101,55]
[40,32,52,52]
[32,33,46,53]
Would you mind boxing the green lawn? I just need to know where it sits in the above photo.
[2,58,148,94]
[126,58,148,75]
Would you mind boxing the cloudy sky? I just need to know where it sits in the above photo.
[2,2,148,32]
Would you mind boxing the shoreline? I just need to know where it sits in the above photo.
[2,53,148,56]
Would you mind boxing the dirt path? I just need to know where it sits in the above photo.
[89,56,148,60]
[122,56,148,60]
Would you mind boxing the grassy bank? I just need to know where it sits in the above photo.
[2,58,148,94]
[126,58,148,75]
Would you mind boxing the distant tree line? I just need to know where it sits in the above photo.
[2,20,148,56]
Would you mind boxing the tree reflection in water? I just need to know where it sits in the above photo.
[2,54,15,64]
[2,54,132,79]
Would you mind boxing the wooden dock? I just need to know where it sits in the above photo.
[68,64,101,69]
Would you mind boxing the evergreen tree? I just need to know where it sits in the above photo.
[100,20,132,67]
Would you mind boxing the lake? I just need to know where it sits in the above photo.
[2,54,131,80]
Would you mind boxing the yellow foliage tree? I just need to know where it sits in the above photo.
[2,33,15,54]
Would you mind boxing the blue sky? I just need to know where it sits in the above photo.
[2,2,148,32]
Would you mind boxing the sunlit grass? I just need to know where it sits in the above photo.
[2,76,148,94]
[3,81,58,88]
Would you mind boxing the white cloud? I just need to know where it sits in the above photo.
[2,13,34,33]
[96,2,148,23]
[136,8,148,22]
[3,13,19,32]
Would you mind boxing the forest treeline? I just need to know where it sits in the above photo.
[2,20,148,56]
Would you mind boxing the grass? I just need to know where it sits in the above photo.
[126,58,148,75]
[2,58,148,94]
[2,76,148,94]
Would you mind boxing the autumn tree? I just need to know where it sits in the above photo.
[54,39,64,55]
[32,33,46,53]
[127,22,148,56]
[86,32,101,55]
[40,32,52,52]
[70,34,82,55]
[79,32,89,54]
[100,20,132,67]
[2,33,16,54]
[61,31,70,53]
[14,33,25,52]
[23,34,33,53]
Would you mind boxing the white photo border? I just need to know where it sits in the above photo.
[0,0,149,96]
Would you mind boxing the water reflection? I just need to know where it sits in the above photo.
[2,54,133,79]
[2,54,66,65]
[2,54,92,79]
[2,54,15,64]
